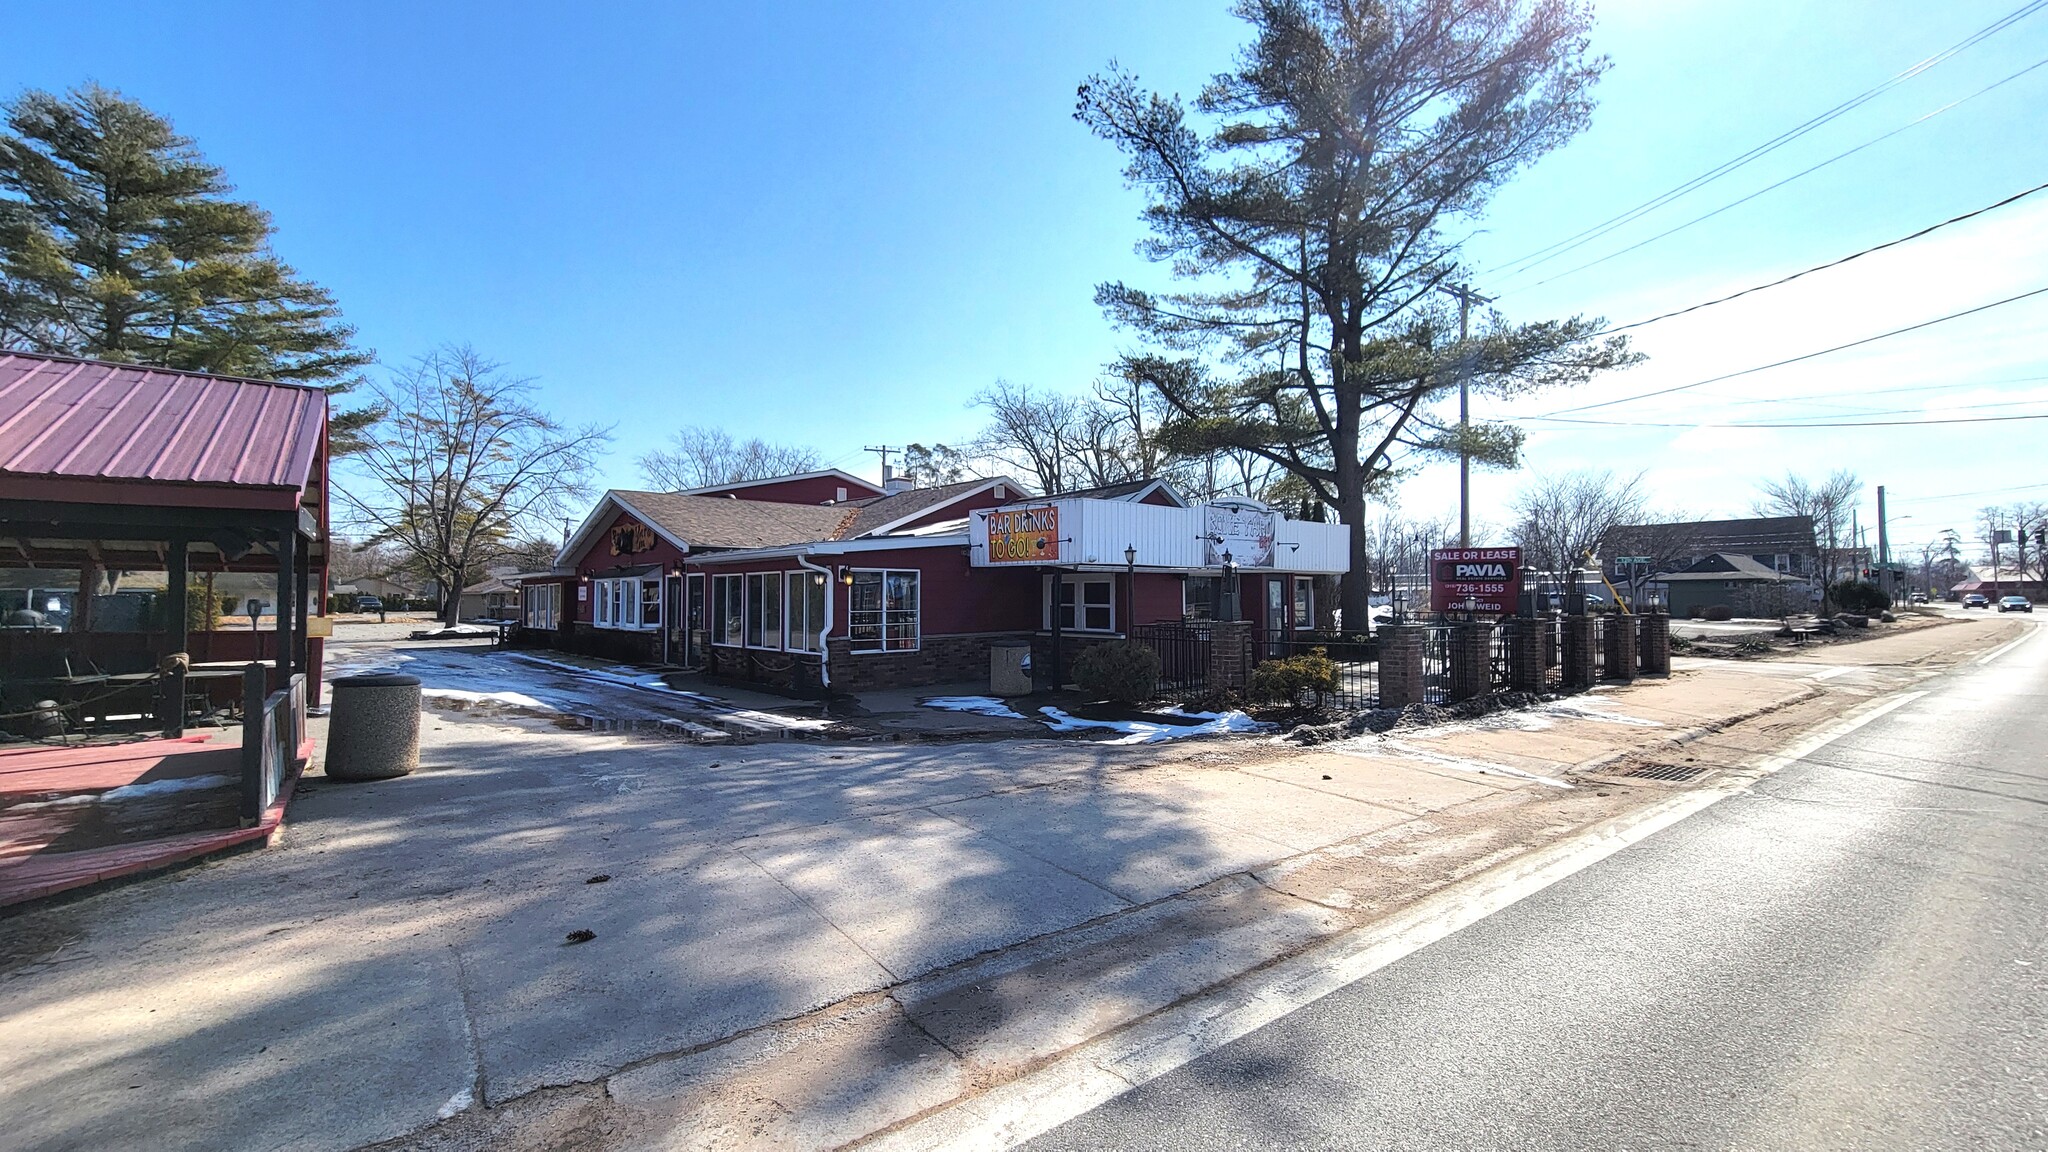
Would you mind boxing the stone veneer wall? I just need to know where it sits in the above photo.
[826,631,1039,694]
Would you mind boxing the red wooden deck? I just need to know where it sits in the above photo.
[0,734,309,907]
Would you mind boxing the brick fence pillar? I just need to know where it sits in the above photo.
[1604,613,1639,682]
[1561,614,1597,691]
[1377,625,1425,708]
[1638,612,1671,677]
[1506,617,1547,692]
[1207,619,1253,692]
[1448,622,1493,703]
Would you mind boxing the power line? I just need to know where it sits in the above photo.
[1714,373,2048,409]
[1481,0,2048,279]
[1540,284,2048,416]
[1526,412,2048,429]
[1593,180,2048,335]
[1492,59,2048,299]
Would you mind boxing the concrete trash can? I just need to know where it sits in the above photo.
[326,672,423,781]
[989,642,1033,697]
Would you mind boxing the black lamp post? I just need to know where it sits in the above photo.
[1221,549,1237,621]
[1124,544,1137,636]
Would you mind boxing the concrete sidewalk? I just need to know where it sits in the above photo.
[0,615,2024,1152]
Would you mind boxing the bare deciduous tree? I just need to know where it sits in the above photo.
[972,381,1086,495]
[339,345,611,624]
[1754,469,1861,585]
[637,426,819,491]
[1512,470,1649,574]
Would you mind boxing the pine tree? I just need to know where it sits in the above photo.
[0,84,377,449]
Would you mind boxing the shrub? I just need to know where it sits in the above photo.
[1072,641,1161,704]
[1829,579,1891,614]
[329,592,361,613]
[1686,604,1706,619]
[1247,649,1341,710]
[1704,604,1734,622]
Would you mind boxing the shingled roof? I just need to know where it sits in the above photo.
[1611,515,1817,556]
[609,491,849,550]
[833,479,1002,539]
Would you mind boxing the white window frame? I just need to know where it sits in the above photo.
[712,573,744,647]
[1048,575,1116,634]
[638,578,662,632]
[849,568,920,653]
[1292,576,1314,630]
[786,570,827,654]
[523,583,559,630]
[745,571,784,650]
[593,579,613,627]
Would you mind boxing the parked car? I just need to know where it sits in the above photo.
[357,595,384,612]
[1908,592,1927,603]
[1961,593,1990,608]
[1997,595,2033,613]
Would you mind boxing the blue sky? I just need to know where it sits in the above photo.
[10,1,2046,557]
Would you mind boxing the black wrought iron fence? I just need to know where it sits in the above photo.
[1131,622,1210,693]
[1261,628,1379,710]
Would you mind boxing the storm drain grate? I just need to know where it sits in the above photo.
[1625,763,1708,783]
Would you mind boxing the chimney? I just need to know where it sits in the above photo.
[884,474,914,496]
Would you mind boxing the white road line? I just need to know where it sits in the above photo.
[1976,625,2038,666]
[862,689,1929,1152]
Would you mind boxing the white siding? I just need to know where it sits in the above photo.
[971,498,1348,574]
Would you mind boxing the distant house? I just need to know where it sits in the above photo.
[1661,553,1811,617]
[333,574,415,602]
[1950,564,2045,601]
[1607,515,1820,582]
[458,573,524,621]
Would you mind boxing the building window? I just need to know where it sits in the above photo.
[849,569,919,652]
[787,570,827,653]
[522,583,560,630]
[1183,576,1218,621]
[1293,576,1314,629]
[640,579,662,630]
[745,572,783,648]
[712,574,744,646]
[1055,576,1115,633]
[592,580,610,627]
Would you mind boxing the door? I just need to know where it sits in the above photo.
[685,573,705,665]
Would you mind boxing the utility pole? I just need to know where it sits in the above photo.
[1441,283,1493,548]
[1875,485,1890,596]
[864,445,897,484]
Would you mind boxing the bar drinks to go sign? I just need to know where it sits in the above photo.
[1429,546,1522,614]
[984,505,1060,563]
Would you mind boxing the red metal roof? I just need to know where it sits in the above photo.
[0,351,326,494]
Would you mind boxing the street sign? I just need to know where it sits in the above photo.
[1615,556,1651,565]
[1429,547,1522,615]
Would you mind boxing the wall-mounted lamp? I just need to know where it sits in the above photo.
[840,569,855,587]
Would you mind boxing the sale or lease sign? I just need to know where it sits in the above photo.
[1429,547,1523,614]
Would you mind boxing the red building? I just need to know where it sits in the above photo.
[523,471,1350,695]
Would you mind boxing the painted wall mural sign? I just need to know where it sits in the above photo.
[985,505,1061,563]
[1429,546,1523,614]
[610,518,656,556]
[1203,503,1277,568]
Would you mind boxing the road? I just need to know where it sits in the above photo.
[1029,620,2046,1151]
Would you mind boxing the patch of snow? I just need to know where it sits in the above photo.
[506,652,833,731]
[1037,706,1275,744]
[422,687,557,712]
[99,773,238,802]
[922,696,1028,720]
[437,1088,473,1119]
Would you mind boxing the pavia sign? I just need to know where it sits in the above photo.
[1429,546,1523,615]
